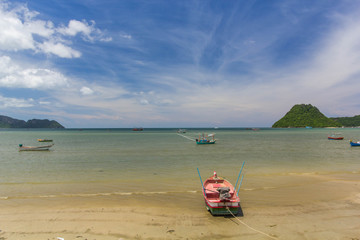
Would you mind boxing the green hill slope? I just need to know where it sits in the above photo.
[331,115,360,127]
[272,104,342,128]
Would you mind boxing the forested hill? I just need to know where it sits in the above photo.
[0,115,64,128]
[272,104,342,128]
[331,115,360,127]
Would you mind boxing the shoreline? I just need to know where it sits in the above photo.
[1,173,360,239]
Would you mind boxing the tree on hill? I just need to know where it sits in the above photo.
[272,104,342,128]
[331,115,360,127]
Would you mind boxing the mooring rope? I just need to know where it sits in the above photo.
[177,133,196,141]
[226,207,278,239]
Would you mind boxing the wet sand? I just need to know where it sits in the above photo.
[1,173,360,240]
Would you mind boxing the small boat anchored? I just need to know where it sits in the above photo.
[328,133,344,140]
[350,140,360,146]
[196,133,216,144]
[37,139,53,142]
[197,162,245,216]
[19,144,54,151]
[177,129,186,133]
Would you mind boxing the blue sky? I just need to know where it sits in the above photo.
[1,0,360,128]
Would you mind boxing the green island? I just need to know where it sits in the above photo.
[0,115,64,128]
[272,104,342,128]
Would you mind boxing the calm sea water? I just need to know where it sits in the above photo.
[1,128,359,203]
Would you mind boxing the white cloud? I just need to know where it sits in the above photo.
[0,1,110,58]
[0,56,69,89]
[0,95,34,108]
[100,37,112,42]
[140,99,149,105]
[39,101,51,105]
[298,16,360,90]
[0,5,35,51]
[80,86,94,95]
[0,55,17,74]
[58,19,99,42]
[39,41,81,58]
[120,33,132,39]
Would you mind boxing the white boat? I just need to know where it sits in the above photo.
[19,144,54,151]
[177,129,186,133]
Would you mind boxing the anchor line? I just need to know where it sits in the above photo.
[177,133,196,142]
[226,207,278,240]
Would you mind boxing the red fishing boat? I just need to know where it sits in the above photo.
[201,171,240,215]
[328,133,344,140]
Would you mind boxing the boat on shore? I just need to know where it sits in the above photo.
[196,133,216,144]
[19,144,54,151]
[350,140,360,146]
[200,171,240,215]
[37,139,53,142]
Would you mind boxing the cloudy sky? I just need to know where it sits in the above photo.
[1,0,360,128]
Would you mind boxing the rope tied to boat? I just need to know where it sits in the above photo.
[177,133,196,141]
[226,207,278,240]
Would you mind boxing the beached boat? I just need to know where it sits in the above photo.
[201,171,240,215]
[350,140,360,146]
[328,133,344,140]
[19,144,54,151]
[37,139,53,142]
[196,133,216,144]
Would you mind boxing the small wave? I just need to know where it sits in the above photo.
[0,190,199,200]
[288,172,317,176]
[242,187,276,191]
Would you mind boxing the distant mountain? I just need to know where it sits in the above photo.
[0,115,64,128]
[331,115,360,127]
[272,104,342,128]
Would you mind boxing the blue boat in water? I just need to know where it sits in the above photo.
[350,140,360,146]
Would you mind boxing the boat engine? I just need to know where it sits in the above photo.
[217,187,231,200]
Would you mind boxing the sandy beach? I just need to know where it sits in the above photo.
[1,173,359,240]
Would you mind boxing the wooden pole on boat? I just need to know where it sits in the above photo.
[234,161,245,191]
[197,168,207,197]
[237,174,245,196]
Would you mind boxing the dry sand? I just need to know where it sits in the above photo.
[1,174,360,240]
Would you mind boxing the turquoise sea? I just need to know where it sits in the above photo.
[1,128,360,207]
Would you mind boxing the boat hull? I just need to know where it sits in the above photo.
[205,200,240,215]
[19,144,54,151]
[196,141,215,144]
[19,147,51,151]
[328,137,344,140]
